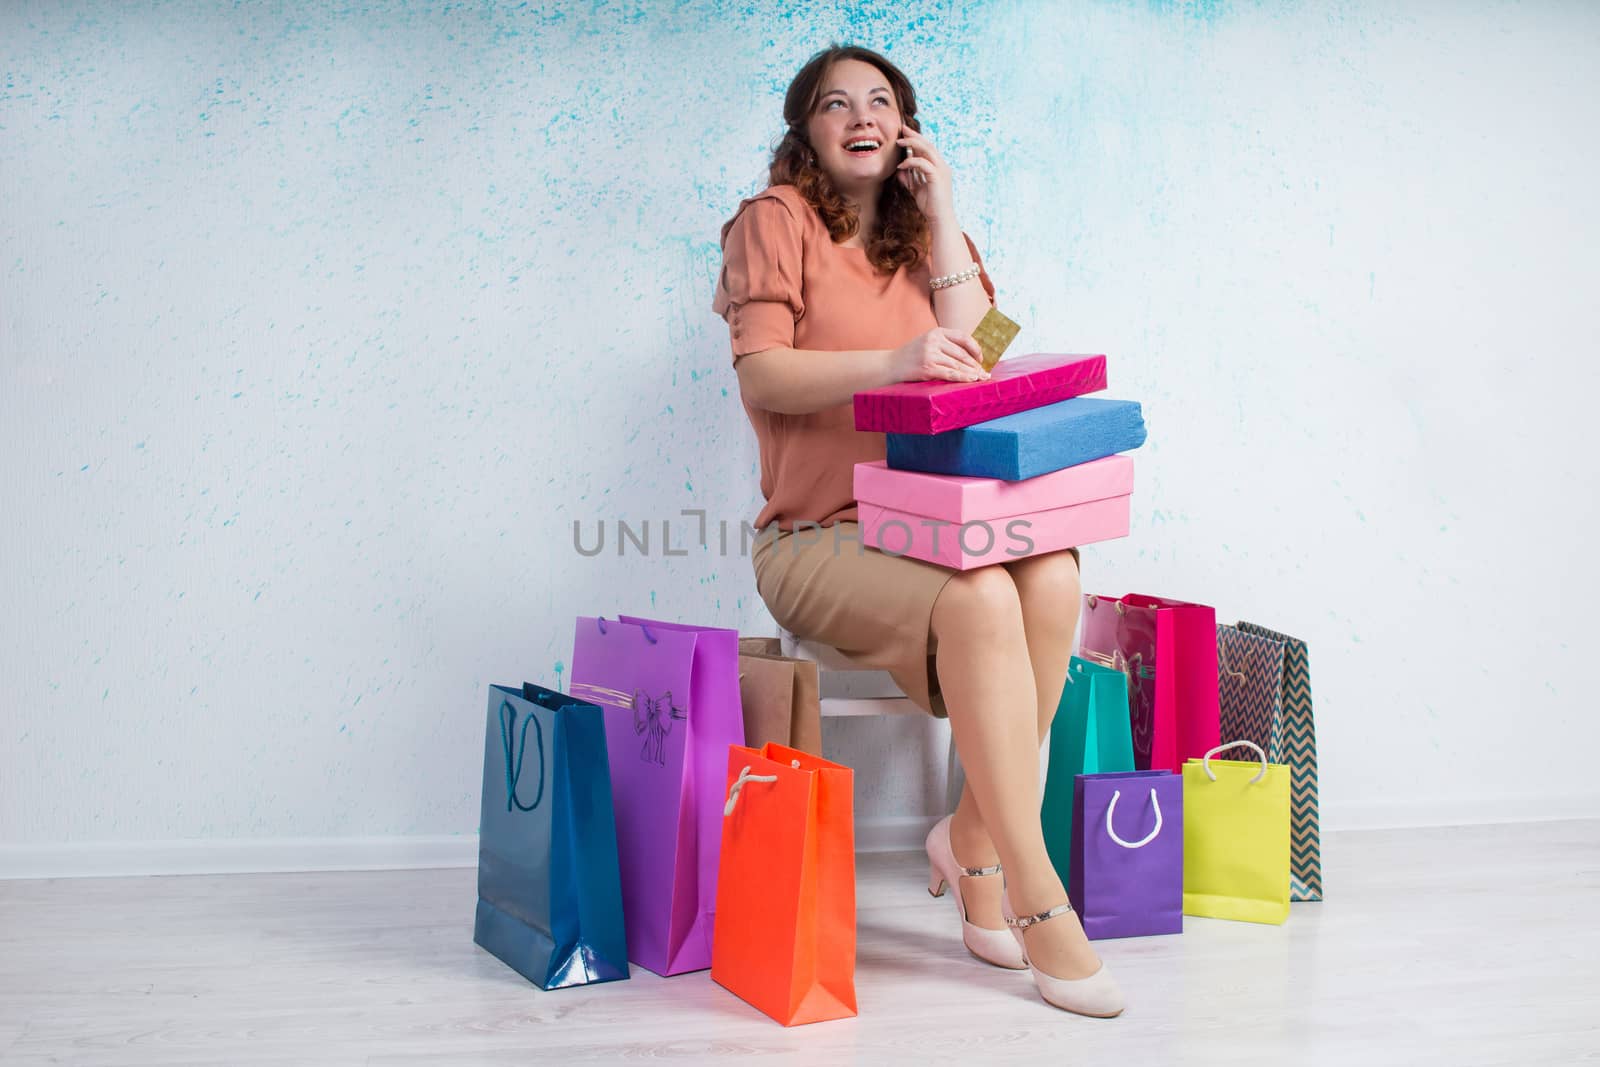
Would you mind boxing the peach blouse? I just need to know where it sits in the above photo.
[712,184,996,531]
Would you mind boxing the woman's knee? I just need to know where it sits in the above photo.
[1009,549,1082,605]
[931,566,1024,640]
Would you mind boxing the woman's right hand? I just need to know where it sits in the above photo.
[889,327,990,384]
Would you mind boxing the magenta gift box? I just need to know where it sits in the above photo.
[852,455,1134,570]
[853,353,1108,436]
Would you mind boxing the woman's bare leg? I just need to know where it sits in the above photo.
[1006,549,1084,738]
[947,550,1082,929]
[933,561,1100,980]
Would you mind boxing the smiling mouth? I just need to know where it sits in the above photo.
[844,139,882,156]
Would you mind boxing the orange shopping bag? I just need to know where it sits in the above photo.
[711,743,856,1026]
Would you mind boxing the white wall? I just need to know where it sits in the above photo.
[3,0,1597,875]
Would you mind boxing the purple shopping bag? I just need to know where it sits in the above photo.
[568,615,742,976]
[1069,770,1184,940]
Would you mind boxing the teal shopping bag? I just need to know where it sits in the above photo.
[1042,656,1136,886]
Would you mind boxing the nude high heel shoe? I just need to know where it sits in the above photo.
[924,815,1028,970]
[1002,890,1126,1018]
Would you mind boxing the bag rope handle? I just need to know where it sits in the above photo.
[1104,788,1163,849]
[595,616,657,644]
[723,765,778,815]
[498,699,546,812]
[1084,595,1128,617]
[1202,739,1268,784]
[1217,640,1246,681]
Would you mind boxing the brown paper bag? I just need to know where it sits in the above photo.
[737,637,823,756]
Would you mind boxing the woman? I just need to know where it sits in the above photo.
[711,45,1124,1019]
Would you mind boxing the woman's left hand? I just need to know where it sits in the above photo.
[894,126,956,223]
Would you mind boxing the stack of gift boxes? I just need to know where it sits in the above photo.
[851,352,1148,568]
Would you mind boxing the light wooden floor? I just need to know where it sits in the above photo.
[2,821,1597,1066]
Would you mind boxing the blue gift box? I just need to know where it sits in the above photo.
[886,396,1147,481]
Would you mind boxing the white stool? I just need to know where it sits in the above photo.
[777,626,965,815]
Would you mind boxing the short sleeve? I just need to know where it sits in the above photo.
[712,192,806,361]
[962,232,998,307]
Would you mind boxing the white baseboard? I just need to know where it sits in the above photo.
[0,819,938,881]
[0,835,479,881]
[1322,792,1600,832]
[6,796,1598,880]
[855,815,941,854]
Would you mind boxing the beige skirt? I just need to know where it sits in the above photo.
[752,523,1085,718]
[752,522,957,716]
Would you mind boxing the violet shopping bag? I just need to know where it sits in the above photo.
[1068,770,1183,939]
[1079,594,1221,773]
[568,615,743,976]
[474,683,629,989]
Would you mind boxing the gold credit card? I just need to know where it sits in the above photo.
[972,307,1020,371]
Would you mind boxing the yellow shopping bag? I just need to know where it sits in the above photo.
[1182,741,1291,925]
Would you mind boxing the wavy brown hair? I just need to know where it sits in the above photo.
[768,44,929,275]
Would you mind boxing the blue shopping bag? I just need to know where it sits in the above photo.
[474,683,629,989]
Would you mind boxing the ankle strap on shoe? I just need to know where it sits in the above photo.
[1006,902,1074,931]
[958,861,1002,878]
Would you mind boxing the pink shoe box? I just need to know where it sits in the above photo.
[852,456,1134,570]
[852,353,1108,436]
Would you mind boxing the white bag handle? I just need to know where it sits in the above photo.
[722,759,802,816]
[1202,739,1269,784]
[723,765,778,815]
[1105,788,1163,849]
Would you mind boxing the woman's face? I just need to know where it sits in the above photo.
[804,58,905,195]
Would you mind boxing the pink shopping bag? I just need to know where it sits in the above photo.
[1079,594,1220,774]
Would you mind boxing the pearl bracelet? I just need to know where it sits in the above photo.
[930,263,981,291]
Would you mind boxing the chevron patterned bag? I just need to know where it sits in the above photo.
[1217,622,1321,902]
